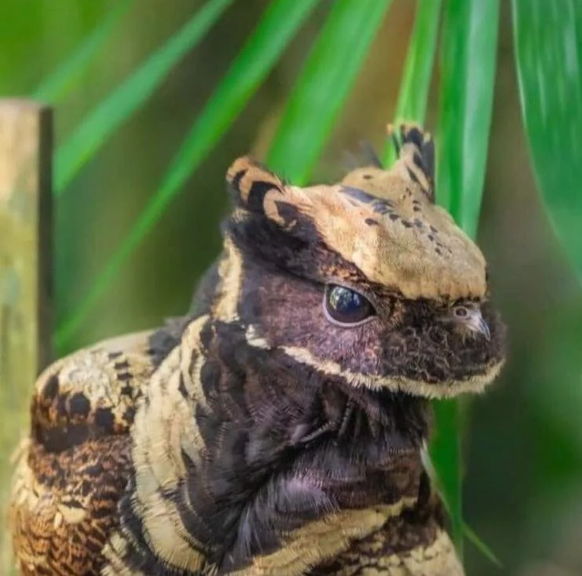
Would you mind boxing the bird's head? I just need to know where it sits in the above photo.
[211,124,506,399]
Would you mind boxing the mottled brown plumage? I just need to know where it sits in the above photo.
[10,332,154,575]
[10,124,506,575]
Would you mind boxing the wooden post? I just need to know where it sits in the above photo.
[0,100,52,574]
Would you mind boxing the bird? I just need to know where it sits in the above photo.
[9,123,506,575]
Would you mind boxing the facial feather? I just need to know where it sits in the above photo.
[222,123,506,398]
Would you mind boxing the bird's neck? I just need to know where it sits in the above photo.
[121,314,431,574]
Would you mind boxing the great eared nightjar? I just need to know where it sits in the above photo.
[10,123,506,576]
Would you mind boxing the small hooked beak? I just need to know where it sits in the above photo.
[463,309,491,341]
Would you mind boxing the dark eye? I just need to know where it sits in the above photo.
[454,306,468,318]
[324,285,375,326]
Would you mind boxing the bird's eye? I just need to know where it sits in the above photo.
[324,285,375,326]
[454,306,468,318]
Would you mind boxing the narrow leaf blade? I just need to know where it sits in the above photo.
[463,522,503,569]
[267,0,393,184]
[33,0,134,104]
[383,0,442,167]
[432,0,500,556]
[55,0,235,196]
[56,0,319,349]
[437,0,499,231]
[513,0,582,284]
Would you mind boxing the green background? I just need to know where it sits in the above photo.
[2,1,582,575]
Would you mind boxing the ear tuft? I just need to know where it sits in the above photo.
[226,156,285,213]
[387,123,435,202]
[358,140,383,168]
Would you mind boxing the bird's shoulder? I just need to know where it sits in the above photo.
[10,329,161,575]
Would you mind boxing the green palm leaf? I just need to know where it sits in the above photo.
[513,0,582,284]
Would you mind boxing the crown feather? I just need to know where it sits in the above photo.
[224,124,486,301]
[388,123,435,202]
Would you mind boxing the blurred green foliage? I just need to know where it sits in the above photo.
[54,0,234,196]
[56,0,320,349]
[266,0,392,182]
[2,1,582,575]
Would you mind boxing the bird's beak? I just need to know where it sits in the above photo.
[464,309,491,341]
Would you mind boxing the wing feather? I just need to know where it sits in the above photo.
[10,331,156,575]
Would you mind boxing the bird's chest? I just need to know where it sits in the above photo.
[289,439,423,511]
